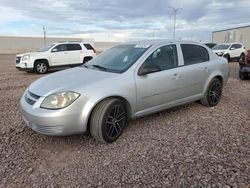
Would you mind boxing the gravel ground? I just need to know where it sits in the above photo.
[0,54,249,188]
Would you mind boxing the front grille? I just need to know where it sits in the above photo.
[16,57,21,64]
[25,91,41,105]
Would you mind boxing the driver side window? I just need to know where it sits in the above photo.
[141,44,178,74]
[52,44,67,52]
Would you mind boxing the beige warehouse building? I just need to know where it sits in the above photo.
[212,25,250,49]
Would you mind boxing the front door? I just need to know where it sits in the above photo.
[50,44,69,66]
[135,44,184,114]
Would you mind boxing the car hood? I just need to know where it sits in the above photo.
[212,50,226,53]
[29,67,117,96]
[17,52,39,57]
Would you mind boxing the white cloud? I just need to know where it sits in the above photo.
[0,0,249,41]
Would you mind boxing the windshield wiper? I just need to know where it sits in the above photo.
[92,64,108,71]
[83,64,88,68]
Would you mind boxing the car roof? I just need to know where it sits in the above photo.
[55,41,91,45]
[123,39,203,46]
[218,43,243,45]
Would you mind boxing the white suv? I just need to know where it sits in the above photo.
[212,43,245,62]
[16,42,96,73]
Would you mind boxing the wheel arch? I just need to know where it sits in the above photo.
[203,74,224,95]
[34,59,50,66]
[86,95,132,133]
[83,56,93,63]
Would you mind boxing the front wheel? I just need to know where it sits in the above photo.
[239,53,245,62]
[224,54,230,62]
[239,71,246,80]
[35,61,48,74]
[90,99,127,143]
[200,78,223,107]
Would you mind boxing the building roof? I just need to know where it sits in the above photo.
[213,25,250,33]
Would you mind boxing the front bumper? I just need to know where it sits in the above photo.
[240,66,250,73]
[16,67,33,72]
[20,90,94,136]
[215,53,224,57]
[15,57,33,71]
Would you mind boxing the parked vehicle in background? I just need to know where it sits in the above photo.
[20,40,229,143]
[239,49,250,80]
[212,43,245,62]
[16,42,96,74]
[205,43,217,49]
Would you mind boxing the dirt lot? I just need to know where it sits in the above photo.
[0,54,249,187]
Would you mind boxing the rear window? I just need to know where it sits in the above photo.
[181,44,209,65]
[84,44,94,50]
[67,44,82,51]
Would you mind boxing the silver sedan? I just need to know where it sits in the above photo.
[20,40,229,143]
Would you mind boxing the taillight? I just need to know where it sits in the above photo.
[93,48,96,54]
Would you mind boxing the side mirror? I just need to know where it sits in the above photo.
[230,47,236,50]
[138,65,161,76]
[51,48,58,52]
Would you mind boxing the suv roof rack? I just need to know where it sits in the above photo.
[58,41,82,43]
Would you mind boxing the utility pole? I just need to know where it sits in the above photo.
[43,25,46,46]
[168,6,182,39]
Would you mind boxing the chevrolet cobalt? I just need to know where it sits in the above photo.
[20,40,229,143]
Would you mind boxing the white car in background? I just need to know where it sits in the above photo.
[16,42,96,74]
[212,43,245,62]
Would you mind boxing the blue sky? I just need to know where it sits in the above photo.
[0,0,250,42]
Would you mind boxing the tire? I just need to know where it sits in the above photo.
[83,57,93,64]
[200,78,223,107]
[239,53,245,62]
[34,61,49,74]
[224,54,230,62]
[239,71,245,80]
[90,98,127,143]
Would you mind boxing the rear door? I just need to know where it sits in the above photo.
[178,43,211,97]
[50,44,69,66]
[66,43,82,64]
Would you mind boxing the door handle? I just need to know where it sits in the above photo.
[64,52,69,54]
[203,67,209,72]
[173,73,183,79]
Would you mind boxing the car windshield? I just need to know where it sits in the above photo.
[85,44,150,73]
[212,44,230,50]
[38,44,55,52]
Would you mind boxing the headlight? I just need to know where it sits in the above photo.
[217,52,224,56]
[22,55,30,61]
[41,91,80,110]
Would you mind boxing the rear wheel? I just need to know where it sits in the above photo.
[90,98,127,143]
[83,57,93,64]
[34,61,48,74]
[200,78,223,107]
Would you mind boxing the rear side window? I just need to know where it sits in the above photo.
[181,44,209,65]
[67,44,82,51]
[84,44,94,50]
